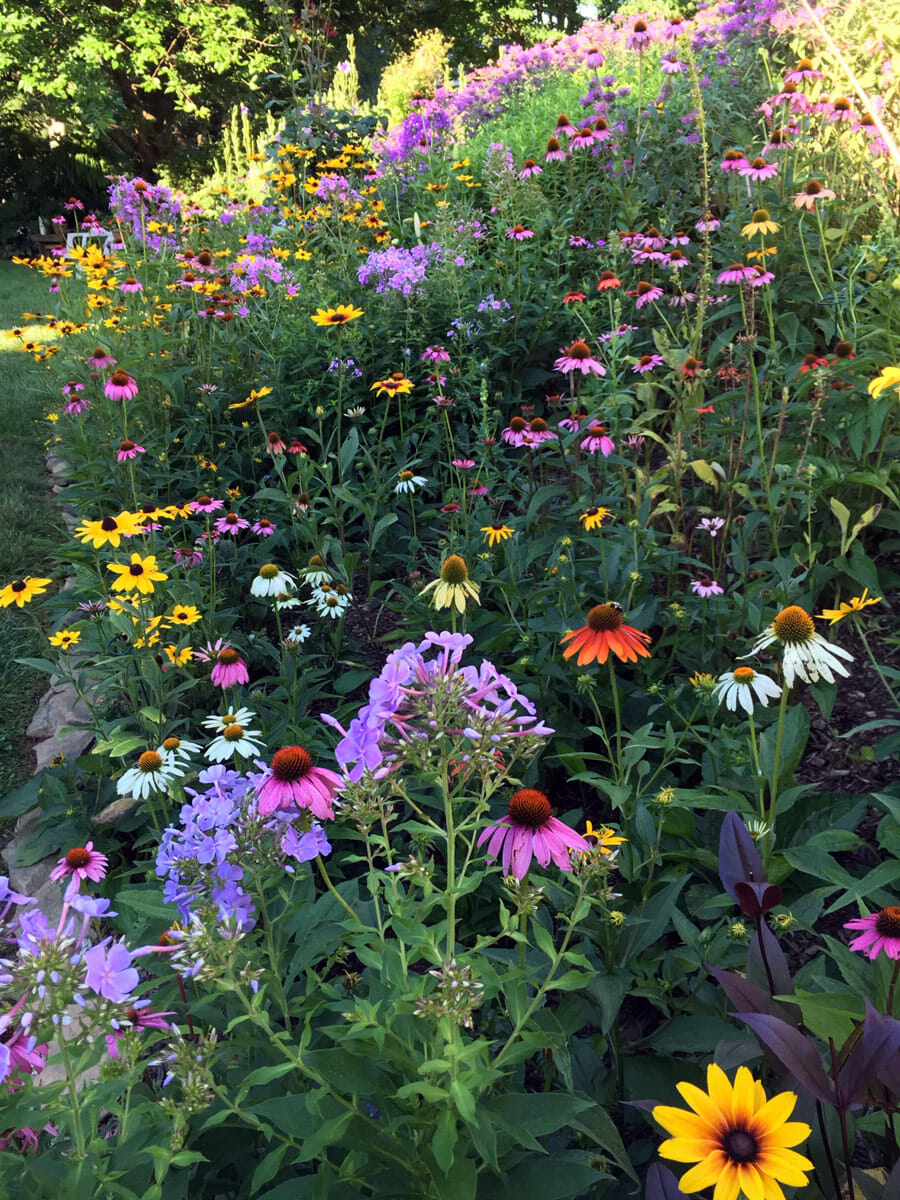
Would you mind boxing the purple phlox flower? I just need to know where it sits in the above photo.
[281,824,332,864]
[83,941,139,1003]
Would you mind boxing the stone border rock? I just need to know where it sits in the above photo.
[1,452,95,926]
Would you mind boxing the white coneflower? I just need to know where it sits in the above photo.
[301,556,332,588]
[394,469,427,495]
[156,735,202,768]
[284,623,312,646]
[204,721,265,763]
[713,666,782,714]
[117,749,184,799]
[251,563,297,598]
[201,707,258,734]
[743,605,853,687]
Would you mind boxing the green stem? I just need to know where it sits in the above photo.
[767,683,792,863]
[316,854,361,923]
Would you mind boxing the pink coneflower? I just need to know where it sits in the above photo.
[631,281,663,309]
[553,113,577,137]
[190,494,224,514]
[633,353,664,374]
[421,345,450,363]
[793,179,837,211]
[695,213,720,232]
[663,14,685,38]
[210,645,250,688]
[625,18,653,51]
[665,249,690,271]
[717,263,757,285]
[555,339,605,376]
[763,126,795,153]
[451,458,475,468]
[580,422,615,457]
[691,576,724,598]
[558,411,588,433]
[764,84,811,114]
[174,545,204,566]
[50,842,109,892]
[252,517,277,536]
[660,53,684,74]
[680,356,703,380]
[596,270,621,292]
[827,96,855,123]
[598,323,637,343]
[119,277,143,293]
[739,157,778,180]
[65,396,91,416]
[785,57,823,83]
[256,745,342,820]
[519,158,543,178]
[62,380,84,397]
[502,416,530,447]
[525,417,557,445]
[87,347,116,371]
[585,45,605,67]
[719,149,749,173]
[570,126,597,151]
[266,431,287,457]
[845,906,900,960]
[213,511,250,535]
[288,439,307,455]
[641,226,667,251]
[477,788,590,879]
[469,481,489,496]
[592,117,612,141]
[562,291,586,304]
[104,369,139,402]
[507,225,534,241]
[116,439,145,462]
[748,265,775,287]
[544,136,568,163]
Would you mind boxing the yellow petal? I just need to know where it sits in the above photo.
[657,1136,720,1163]
[756,1148,814,1182]
[731,1065,757,1125]
[676,1079,729,1130]
[680,1151,732,1194]
[735,1163,765,1200]
[653,1106,716,1139]
[760,1121,813,1150]
[752,1088,797,1136]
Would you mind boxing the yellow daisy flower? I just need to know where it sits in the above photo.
[816,588,881,624]
[653,1063,813,1199]
[741,208,780,238]
[310,304,364,327]
[868,365,900,399]
[107,553,169,596]
[75,511,145,549]
[580,506,613,531]
[168,604,203,626]
[48,628,82,650]
[0,575,52,608]
[481,524,514,547]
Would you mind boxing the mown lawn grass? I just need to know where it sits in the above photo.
[0,259,79,798]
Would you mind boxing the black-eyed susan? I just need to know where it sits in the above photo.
[868,365,900,399]
[652,1062,813,1199]
[49,628,82,650]
[744,604,853,686]
[419,555,480,613]
[583,821,627,855]
[481,523,514,546]
[107,553,169,596]
[371,373,413,397]
[560,603,651,665]
[310,304,363,327]
[579,505,612,531]
[167,603,202,626]
[227,386,273,411]
[0,576,52,608]
[817,588,881,625]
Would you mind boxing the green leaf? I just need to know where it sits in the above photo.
[302,1048,394,1095]
[689,458,720,490]
[486,1091,594,1144]
[500,1152,604,1197]
[395,1082,449,1102]
[0,772,41,818]
[570,1104,640,1183]
[431,1108,457,1174]
[371,512,398,550]
[449,1080,476,1125]
[788,990,864,1044]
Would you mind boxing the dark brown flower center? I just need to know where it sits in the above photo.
[218,648,240,665]
[723,1128,758,1164]
[11,581,25,592]
[586,603,624,631]
[508,788,552,828]
[875,906,900,937]
[546,137,561,152]
[101,517,118,530]
[750,157,767,169]
[110,369,130,386]
[568,340,592,359]
[65,847,91,868]
[509,416,527,432]
[129,563,145,576]
[271,745,313,781]
[529,417,548,432]
[723,149,744,161]
[119,440,136,452]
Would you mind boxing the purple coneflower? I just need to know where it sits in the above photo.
[544,136,567,163]
[210,645,250,689]
[519,158,543,178]
[555,340,605,376]
[87,347,116,371]
[190,494,224,514]
[213,512,250,536]
[104,369,138,402]
[719,149,749,173]
[625,18,653,51]
[119,277,143,293]
[739,157,778,180]
[116,440,145,462]
[50,842,109,891]
[717,263,757,285]
[256,745,342,820]
[506,225,534,241]
[632,281,663,309]
[691,577,724,598]
[252,517,277,537]
[633,353,664,374]
[477,788,590,879]
[580,422,615,457]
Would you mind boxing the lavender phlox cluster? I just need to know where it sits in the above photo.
[322,633,553,784]
[0,876,167,1094]
[155,765,331,932]
[229,253,297,295]
[315,174,363,206]
[357,243,444,297]
[108,177,183,253]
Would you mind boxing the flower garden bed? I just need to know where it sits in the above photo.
[1,0,899,1195]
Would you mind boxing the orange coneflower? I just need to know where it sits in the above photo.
[560,603,651,665]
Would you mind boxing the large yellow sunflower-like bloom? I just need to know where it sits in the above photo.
[75,510,145,549]
[868,365,900,399]
[652,1063,813,1200]
[310,304,364,327]
[419,555,480,613]
[106,553,169,596]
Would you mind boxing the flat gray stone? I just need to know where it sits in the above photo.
[27,685,91,740]
[33,728,94,772]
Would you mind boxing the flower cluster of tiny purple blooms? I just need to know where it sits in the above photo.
[357,243,444,296]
